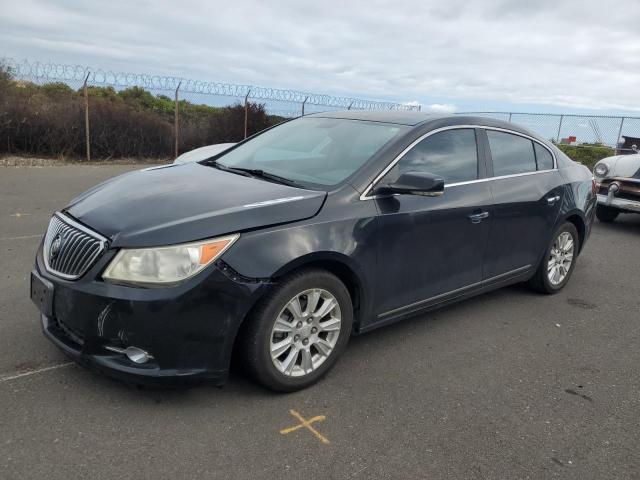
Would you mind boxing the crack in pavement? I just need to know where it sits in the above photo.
[0,362,74,383]
[0,234,43,241]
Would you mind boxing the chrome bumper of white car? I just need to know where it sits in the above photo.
[597,194,640,212]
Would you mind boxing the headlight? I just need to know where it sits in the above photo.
[594,162,609,177]
[103,234,239,286]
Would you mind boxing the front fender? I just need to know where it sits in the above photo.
[221,191,379,327]
[224,216,377,285]
[271,250,367,280]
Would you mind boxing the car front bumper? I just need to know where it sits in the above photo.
[597,194,640,213]
[32,243,267,386]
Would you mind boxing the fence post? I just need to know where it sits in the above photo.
[83,72,91,162]
[616,117,625,154]
[244,89,251,139]
[417,105,421,112]
[301,96,308,116]
[174,81,181,159]
[508,112,512,122]
[556,115,564,143]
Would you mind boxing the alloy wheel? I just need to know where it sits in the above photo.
[547,231,575,286]
[269,288,342,377]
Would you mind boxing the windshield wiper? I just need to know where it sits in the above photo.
[207,161,253,178]
[204,160,301,187]
[231,168,300,186]
[220,164,301,187]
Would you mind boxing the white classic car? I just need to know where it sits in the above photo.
[593,152,640,222]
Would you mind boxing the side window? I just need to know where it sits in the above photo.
[486,130,536,176]
[386,129,478,184]
[534,143,554,171]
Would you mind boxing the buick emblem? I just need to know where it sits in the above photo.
[50,234,63,259]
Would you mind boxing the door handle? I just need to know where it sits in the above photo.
[468,211,489,224]
[547,195,561,206]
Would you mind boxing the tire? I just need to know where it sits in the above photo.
[596,205,619,223]
[528,222,580,295]
[241,268,353,392]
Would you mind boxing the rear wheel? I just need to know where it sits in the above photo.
[528,222,579,294]
[241,269,352,392]
[596,205,619,223]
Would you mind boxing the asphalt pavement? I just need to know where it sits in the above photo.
[1,165,639,479]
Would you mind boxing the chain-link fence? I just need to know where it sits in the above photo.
[462,112,640,154]
[2,58,420,160]
[3,58,640,161]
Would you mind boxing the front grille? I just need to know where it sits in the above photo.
[43,213,107,280]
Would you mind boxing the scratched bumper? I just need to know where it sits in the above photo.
[33,242,265,386]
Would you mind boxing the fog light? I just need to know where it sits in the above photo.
[609,183,620,194]
[125,346,153,364]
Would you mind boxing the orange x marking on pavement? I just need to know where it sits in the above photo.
[279,409,330,445]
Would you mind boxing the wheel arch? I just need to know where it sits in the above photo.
[228,252,369,372]
[560,210,586,253]
[271,252,367,332]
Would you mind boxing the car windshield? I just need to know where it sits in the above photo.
[210,117,407,188]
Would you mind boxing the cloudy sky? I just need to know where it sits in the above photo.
[1,0,639,114]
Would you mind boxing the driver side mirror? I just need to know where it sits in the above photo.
[374,171,445,197]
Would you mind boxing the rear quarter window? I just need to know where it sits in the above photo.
[534,143,554,170]
[487,130,537,176]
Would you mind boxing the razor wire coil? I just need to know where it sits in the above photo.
[5,58,419,111]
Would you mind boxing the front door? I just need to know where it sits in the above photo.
[371,127,493,321]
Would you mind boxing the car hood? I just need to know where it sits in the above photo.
[66,163,326,247]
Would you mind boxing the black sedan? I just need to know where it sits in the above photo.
[30,111,596,391]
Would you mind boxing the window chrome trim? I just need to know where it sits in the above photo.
[360,125,558,200]
[446,168,557,187]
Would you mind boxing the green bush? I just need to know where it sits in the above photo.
[40,82,75,96]
[556,143,615,171]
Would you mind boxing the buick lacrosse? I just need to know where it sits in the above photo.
[31,111,596,391]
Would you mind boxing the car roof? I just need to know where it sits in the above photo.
[305,110,448,126]
[305,110,548,142]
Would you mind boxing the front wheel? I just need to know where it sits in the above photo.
[596,205,619,223]
[528,222,579,294]
[241,269,353,392]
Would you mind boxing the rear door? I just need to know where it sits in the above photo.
[372,127,494,319]
[481,129,564,279]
